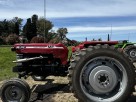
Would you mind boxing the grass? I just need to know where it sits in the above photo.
[0,47,17,81]
[68,46,72,59]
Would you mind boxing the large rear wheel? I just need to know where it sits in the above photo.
[69,45,135,102]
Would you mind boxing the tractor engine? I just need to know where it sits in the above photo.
[11,43,69,78]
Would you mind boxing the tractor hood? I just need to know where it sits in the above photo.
[11,43,69,65]
[12,43,68,54]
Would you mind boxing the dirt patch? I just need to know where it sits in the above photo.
[28,76,78,102]
[0,75,136,102]
[0,76,78,102]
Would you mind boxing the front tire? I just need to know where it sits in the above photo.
[11,78,31,98]
[69,45,135,102]
[1,78,30,102]
[124,45,136,62]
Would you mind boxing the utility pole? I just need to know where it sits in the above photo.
[110,24,112,41]
[44,0,46,43]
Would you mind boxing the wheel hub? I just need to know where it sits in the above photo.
[130,50,136,58]
[98,73,109,87]
[89,66,118,94]
[11,91,17,97]
[7,86,22,100]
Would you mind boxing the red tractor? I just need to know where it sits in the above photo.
[0,41,135,102]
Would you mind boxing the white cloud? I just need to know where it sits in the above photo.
[46,0,136,18]
[66,26,136,33]
[0,0,44,19]
[0,0,136,19]
[0,0,14,7]
[0,10,44,19]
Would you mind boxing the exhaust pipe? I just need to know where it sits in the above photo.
[13,56,45,63]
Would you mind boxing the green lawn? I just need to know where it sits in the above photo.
[0,47,17,81]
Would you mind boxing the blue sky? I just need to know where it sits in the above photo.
[0,0,136,42]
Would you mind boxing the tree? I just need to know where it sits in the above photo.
[23,14,69,43]
[0,21,4,36]
[37,17,54,42]
[92,38,96,41]
[14,22,19,35]
[0,19,15,36]
[0,17,23,37]
[57,28,68,41]
[23,15,38,42]
[23,18,34,42]
[23,15,54,42]
[48,30,58,42]
[11,17,23,35]
[31,14,38,36]
[98,38,102,41]
[32,14,38,23]
[3,19,10,35]
[11,17,23,25]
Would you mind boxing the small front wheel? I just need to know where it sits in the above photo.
[1,79,30,102]
[124,45,136,62]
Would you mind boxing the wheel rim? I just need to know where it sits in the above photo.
[129,49,136,58]
[4,85,23,101]
[80,57,127,102]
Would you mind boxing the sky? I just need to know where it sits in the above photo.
[0,0,136,42]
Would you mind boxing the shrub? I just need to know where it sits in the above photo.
[30,36,44,43]
[0,36,6,45]
[6,34,20,45]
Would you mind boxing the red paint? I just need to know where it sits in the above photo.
[12,43,68,65]
[72,41,119,52]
